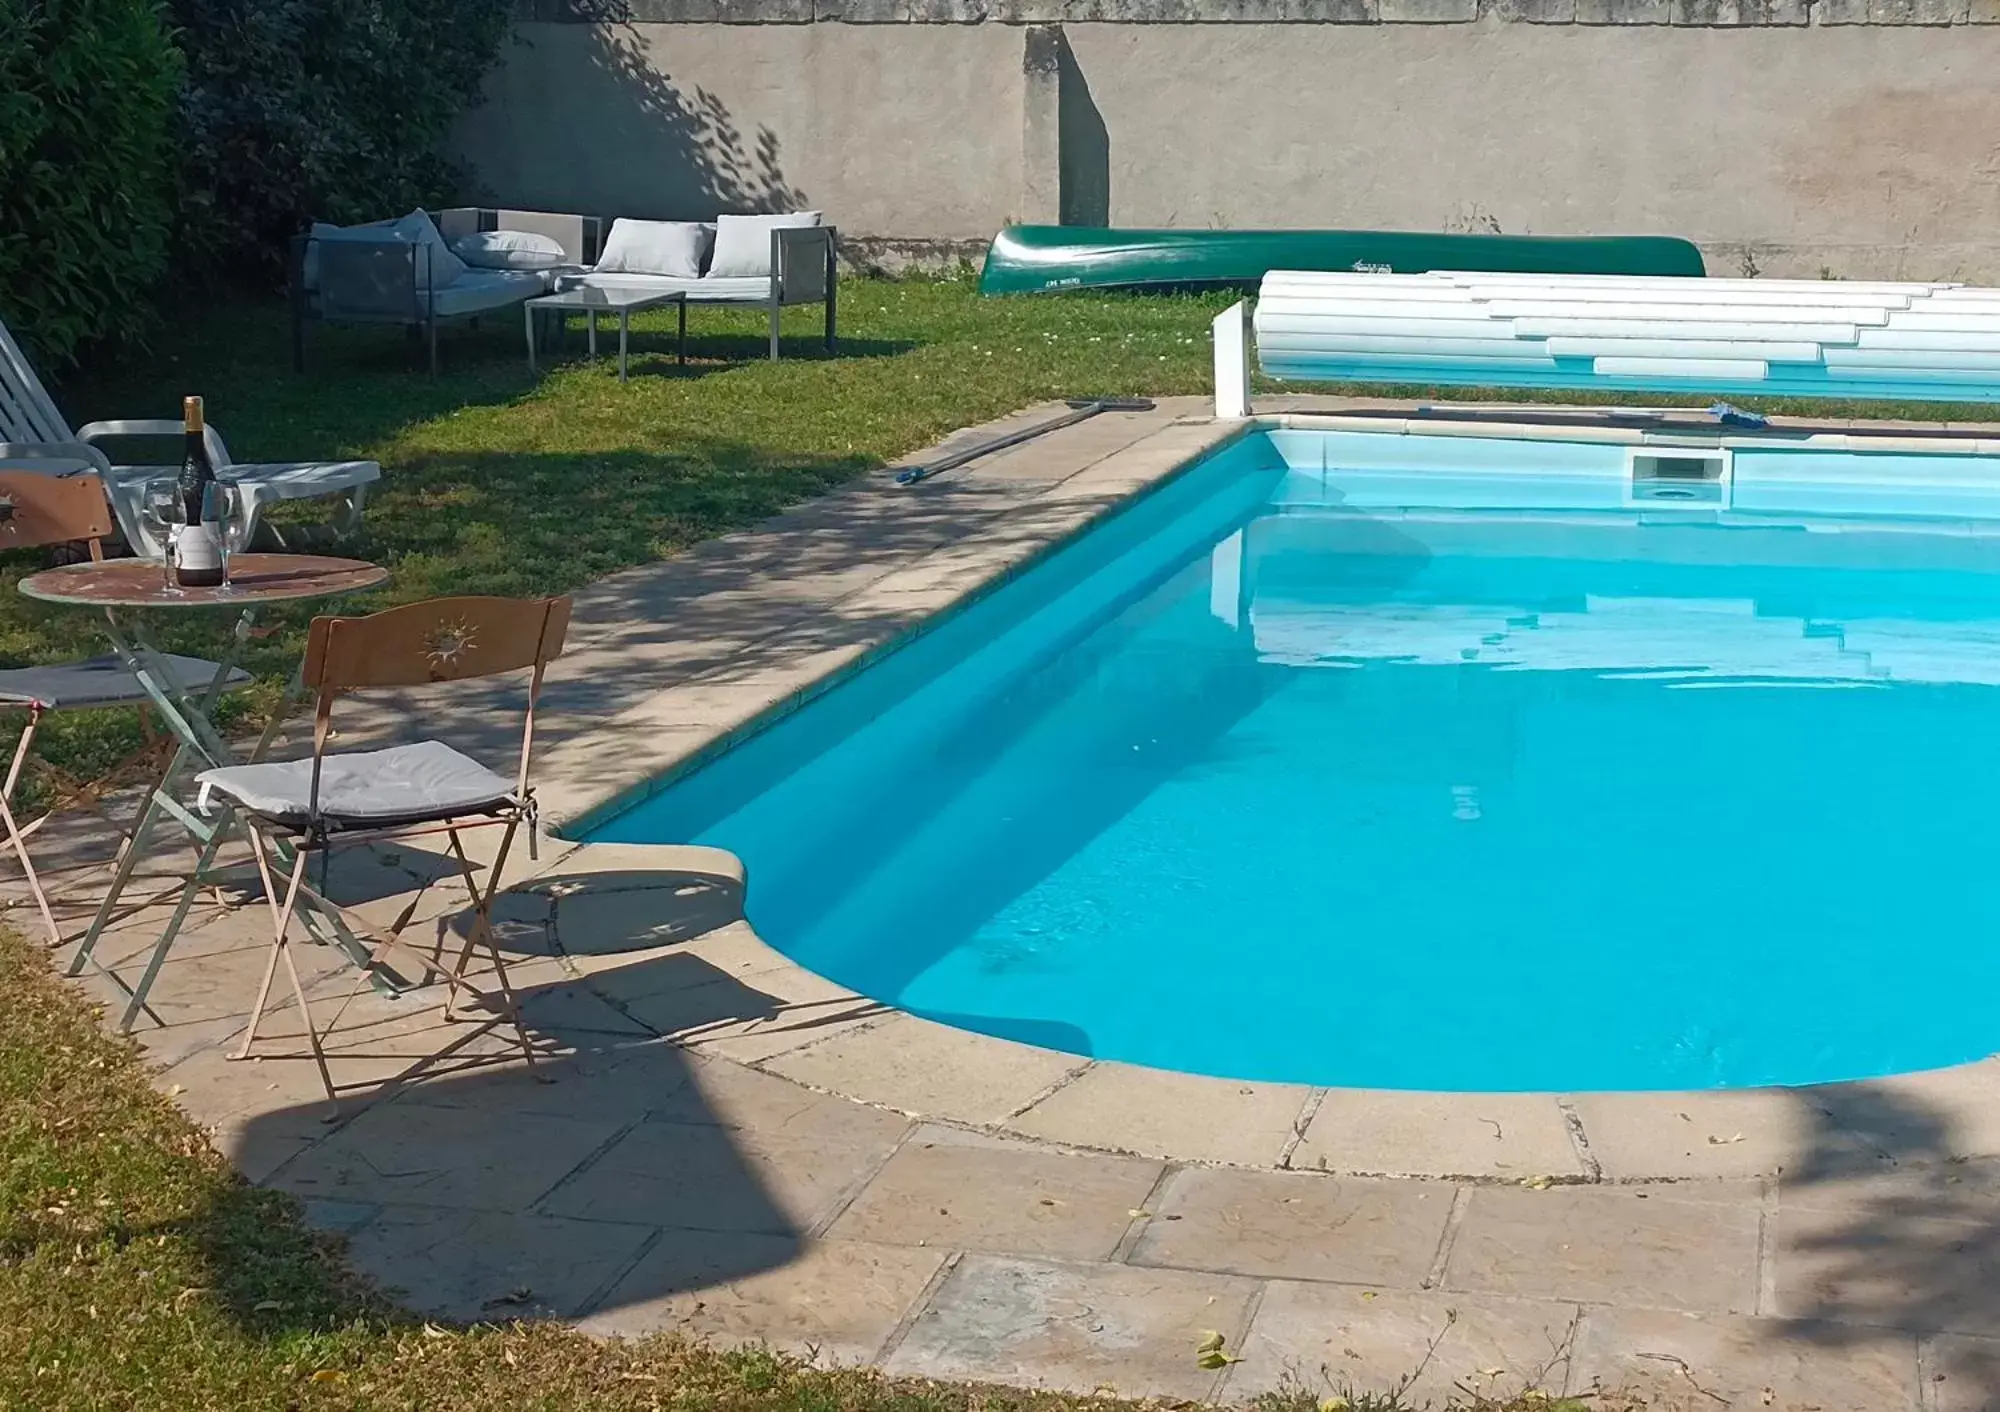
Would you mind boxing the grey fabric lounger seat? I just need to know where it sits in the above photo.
[196,739,516,833]
[0,655,252,710]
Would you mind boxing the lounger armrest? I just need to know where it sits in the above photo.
[76,420,233,468]
[0,440,115,475]
[773,225,837,306]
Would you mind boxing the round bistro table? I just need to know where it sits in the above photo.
[21,554,390,1028]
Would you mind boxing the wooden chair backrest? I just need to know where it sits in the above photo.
[0,471,113,554]
[303,596,572,693]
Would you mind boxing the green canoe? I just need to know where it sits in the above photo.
[976,225,1706,295]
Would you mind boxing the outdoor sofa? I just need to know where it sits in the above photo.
[292,207,837,372]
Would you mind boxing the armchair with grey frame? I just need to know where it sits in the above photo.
[290,209,604,375]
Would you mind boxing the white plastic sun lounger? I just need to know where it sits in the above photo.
[0,316,379,557]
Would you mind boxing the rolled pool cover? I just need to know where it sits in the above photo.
[976,225,1707,296]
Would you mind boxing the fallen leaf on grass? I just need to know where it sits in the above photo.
[309,1369,345,1385]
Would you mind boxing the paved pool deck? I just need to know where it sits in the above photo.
[29,396,2000,1412]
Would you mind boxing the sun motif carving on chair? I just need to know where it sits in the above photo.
[423,618,477,675]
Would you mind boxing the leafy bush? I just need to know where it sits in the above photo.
[0,0,181,367]
[168,0,514,285]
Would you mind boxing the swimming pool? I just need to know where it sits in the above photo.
[589,423,2000,1093]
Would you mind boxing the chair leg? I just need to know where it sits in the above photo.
[445,822,537,1071]
[0,716,59,947]
[235,834,336,1105]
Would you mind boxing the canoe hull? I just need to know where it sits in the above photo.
[976,225,1707,295]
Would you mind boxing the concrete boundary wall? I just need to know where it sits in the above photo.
[456,9,2000,280]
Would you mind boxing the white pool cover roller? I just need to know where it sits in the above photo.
[1249,270,2000,402]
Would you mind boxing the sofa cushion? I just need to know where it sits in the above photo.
[392,209,467,287]
[707,211,822,280]
[595,219,711,279]
[577,272,776,304]
[452,229,568,271]
[304,209,465,292]
[430,268,551,317]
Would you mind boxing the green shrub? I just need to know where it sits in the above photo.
[168,0,514,285]
[0,0,180,367]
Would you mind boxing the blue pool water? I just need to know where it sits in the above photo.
[591,428,2000,1092]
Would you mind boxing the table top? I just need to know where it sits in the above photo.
[18,554,389,608]
[528,283,687,311]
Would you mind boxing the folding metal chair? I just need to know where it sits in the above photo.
[191,595,571,1106]
[0,472,251,944]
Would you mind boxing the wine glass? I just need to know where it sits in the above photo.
[202,482,253,585]
[138,478,182,586]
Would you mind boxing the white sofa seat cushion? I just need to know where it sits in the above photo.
[196,740,516,831]
[577,272,776,304]
[596,219,711,278]
[452,229,568,270]
[431,267,554,317]
[707,212,823,279]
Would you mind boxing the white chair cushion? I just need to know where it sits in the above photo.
[452,229,568,271]
[576,272,776,304]
[595,219,712,279]
[707,211,822,280]
[196,740,515,830]
[0,655,251,710]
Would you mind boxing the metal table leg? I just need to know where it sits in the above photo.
[66,605,386,1028]
[619,310,630,383]
[677,298,687,366]
[587,311,597,362]
[525,303,537,373]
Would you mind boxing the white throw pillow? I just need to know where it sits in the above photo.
[451,229,569,271]
[706,211,823,280]
[594,219,711,279]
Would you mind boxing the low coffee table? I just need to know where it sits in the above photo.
[525,284,687,382]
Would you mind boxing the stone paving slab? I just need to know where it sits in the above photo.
[1004,1062,1314,1168]
[1294,1090,1586,1180]
[764,1014,1085,1124]
[343,1205,658,1321]
[882,1254,1260,1399]
[1567,1306,1922,1412]
[269,1101,625,1212]
[1768,1204,2000,1336]
[542,1098,910,1235]
[1444,1185,1764,1315]
[826,1124,1163,1261]
[1225,1283,1584,1406]
[1129,1166,1454,1288]
[581,1234,950,1363]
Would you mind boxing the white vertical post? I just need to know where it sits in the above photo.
[1213,299,1250,420]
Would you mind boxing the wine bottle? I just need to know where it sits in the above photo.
[173,395,225,588]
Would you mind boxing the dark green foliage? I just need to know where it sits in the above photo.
[0,0,181,367]
[167,0,515,285]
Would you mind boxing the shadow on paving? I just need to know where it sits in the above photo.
[1780,1082,2000,1409]
[225,862,891,1332]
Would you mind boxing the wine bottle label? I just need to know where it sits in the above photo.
[172,523,223,578]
